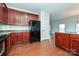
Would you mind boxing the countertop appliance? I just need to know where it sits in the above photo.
[29,20,40,43]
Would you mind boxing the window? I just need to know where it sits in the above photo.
[59,24,65,32]
[76,24,79,33]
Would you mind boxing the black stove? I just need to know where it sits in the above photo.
[0,34,8,56]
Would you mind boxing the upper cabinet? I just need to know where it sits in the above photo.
[0,3,8,24]
[0,3,39,25]
[0,3,3,23]
[27,13,39,22]
[8,8,39,25]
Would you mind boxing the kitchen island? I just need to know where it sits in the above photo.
[55,32,79,55]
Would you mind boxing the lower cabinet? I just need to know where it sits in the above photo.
[62,33,70,51]
[55,32,79,55]
[70,39,79,55]
[22,32,29,43]
[55,32,63,47]
[5,32,29,54]
[13,32,29,44]
[13,33,23,44]
[5,34,12,54]
[70,34,79,55]
[55,32,70,51]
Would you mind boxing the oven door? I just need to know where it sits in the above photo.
[0,41,5,56]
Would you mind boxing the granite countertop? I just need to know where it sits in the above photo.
[0,30,29,34]
[58,32,79,35]
[0,32,11,35]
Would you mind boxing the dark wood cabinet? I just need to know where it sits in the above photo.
[62,33,70,51]
[22,32,29,43]
[5,34,12,54]
[70,39,79,55]
[55,32,70,51]
[10,32,29,44]
[70,34,79,55]
[0,3,8,24]
[55,32,79,55]
[12,33,21,44]
[8,9,14,24]
[5,32,29,54]
[55,32,62,47]
[3,7,8,24]
[0,3,38,25]
[27,13,38,22]
[0,4,3,23]
[8,8,38,25]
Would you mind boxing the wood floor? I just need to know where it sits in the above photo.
[7,38,71,56]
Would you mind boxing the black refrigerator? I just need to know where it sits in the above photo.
[29,20,40,43]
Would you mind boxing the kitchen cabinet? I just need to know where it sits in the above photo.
[55,32,79,55]
[13,32,29,44]
[70,39,79,55]
[55,32,70,51]
[8,9,14,24]
[5,34,12,54]
[0,3,8,23]
[55,32,63,47]
[14,10,21,25]
[3,6,8,24]
[10,33,15,45]
[6,32,29,48]
[8,8,38,25]
[70,34,79,55]
[22,32,29,42]
[27,13,38,22]
[62,33,70,51]
[12,33,22,44]
[0,4,3,23]
[0,3,38,25]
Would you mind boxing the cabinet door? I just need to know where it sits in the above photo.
[13,33,23,44]
[13,33,19,44]
[71,39,79,50]
[20,12,28,25]
[3,7,8,24]
[17,33,23,43]
[20,12,24,25]
[10,33,15,46]
[27,13,38,22]
[55,32,70,51]
[24,13,28,25]
[14,11,21,25]
[71,39,79,55]
[55,33,62,47]
[62,33,70,51]
[12,33,18,44]
[0,5,3,23]
[22,32,29,42]
[8,9,14,24]
[5,34,12,54]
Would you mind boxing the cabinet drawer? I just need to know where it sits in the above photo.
[71,39,79,50]
[70,34,79,39]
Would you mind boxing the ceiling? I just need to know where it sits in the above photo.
[6,3,79,21]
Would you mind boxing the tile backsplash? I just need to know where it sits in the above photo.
[0,25,29,31]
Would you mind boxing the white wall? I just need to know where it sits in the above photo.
[50,16,78,34]
[39,11,50,41]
